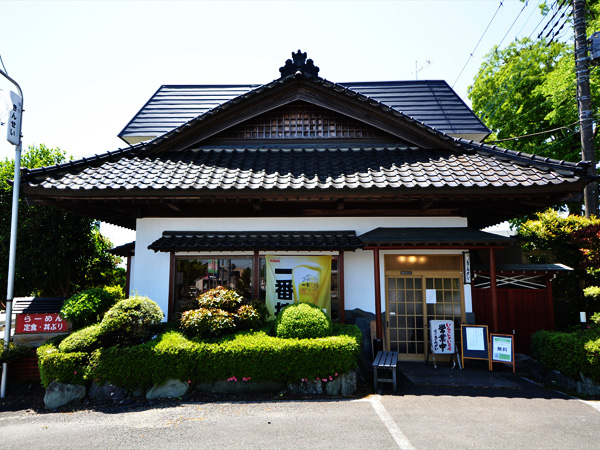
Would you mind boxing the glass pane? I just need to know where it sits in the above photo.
[426,278,433,289]
[407,278,414,289]
[415,278,422,289]
[435,278,443,289]
[397,278,405,289]
[388,278,396,289]
[443,278,451,289]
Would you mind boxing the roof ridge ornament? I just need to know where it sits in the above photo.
[279,50,320,78]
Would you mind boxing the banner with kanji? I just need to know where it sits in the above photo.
[265,255,331,318]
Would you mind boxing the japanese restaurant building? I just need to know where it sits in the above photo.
[20,52,593,360]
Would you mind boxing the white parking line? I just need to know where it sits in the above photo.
[358,395,415,450]
[581,400,600,414]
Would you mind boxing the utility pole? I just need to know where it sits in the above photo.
[574,0,598,217]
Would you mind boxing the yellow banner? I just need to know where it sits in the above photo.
[265,255,331,318]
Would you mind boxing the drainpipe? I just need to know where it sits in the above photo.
[489,248,499,333]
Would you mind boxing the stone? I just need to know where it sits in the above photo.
[44,381,86,410]
[547,370,577,392]
[146,379,189,400]
[324,377,341,396]
[88,382,127,405]
[341,370,357,396]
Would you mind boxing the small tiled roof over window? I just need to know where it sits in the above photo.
[359,227,514,247]
[148,231,362,252]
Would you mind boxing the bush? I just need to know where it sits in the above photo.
[180,308,236,337]
[60,287,122,329]
[179,287,265,338]
[275,302,332,339]
[531,326,600,383]
[58,324,104,353]
[99,295,164,346]
[0,343,32,364]
[40,325,362,391]
[37,343,88,388]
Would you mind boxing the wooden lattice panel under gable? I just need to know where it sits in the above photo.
[216,101,395,140]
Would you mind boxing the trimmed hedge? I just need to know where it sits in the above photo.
[60,287,123,330]
[531,326,600,383]
[38,324,362,391]
[275,302,332,339]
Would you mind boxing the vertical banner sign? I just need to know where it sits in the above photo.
[266,255,331,318]
[7,91,22,145]
[429,320,455,354]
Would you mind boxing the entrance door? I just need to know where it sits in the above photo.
[386,274,463,360]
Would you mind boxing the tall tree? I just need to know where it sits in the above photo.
[468,2,600,164]
[0,144,124,300]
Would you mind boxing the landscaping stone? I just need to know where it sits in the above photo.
[547,370,577,392]
[44,381,86,410]
[196,380,285,395]
[341,370,357,396]
[146,379,189,400]
[88,382,127,405]
[324,377,341,396]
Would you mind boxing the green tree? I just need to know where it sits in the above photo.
[468,2,600,164]
[0,144,124,300]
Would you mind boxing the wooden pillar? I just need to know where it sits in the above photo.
[168,251,176,321]
[373,248,383,339]
[253,251,260,301]
[546,275,555,330]
[338,251,345,324]
[489,248,499,333]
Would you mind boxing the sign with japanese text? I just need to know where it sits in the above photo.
[16,313,68,334]
[491,334,513,363]
[6,90,22,145]
[429,320,455,354]
[265,255,331,318]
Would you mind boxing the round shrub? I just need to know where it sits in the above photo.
[58,323,104,353]
[180,307,236,337]
[99,295,164,346]
[275,302,332,339]
[60,287,122,329]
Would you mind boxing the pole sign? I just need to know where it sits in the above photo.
[7,90,22,145]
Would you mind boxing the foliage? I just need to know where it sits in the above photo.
[99,295,164,346]
[0,144,125,298]
[42,325,361,391]
[275,302,332,339]
[60,287,123,329]
[516,209,600,310]
[37,343,88,388]
[584,286,600,305]
[58,324,104,353]
[571,225,600,276]
[0,342,33,364]
[179,287,266,338]
[592,312,600,324]
[531,326,600,384]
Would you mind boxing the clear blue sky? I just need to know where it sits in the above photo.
[0,0,563,243]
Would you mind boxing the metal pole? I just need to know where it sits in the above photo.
[574,0,598,217]
[1,68,23,399]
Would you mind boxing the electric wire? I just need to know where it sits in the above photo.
[0,52,8,75]
[452,1,505,89]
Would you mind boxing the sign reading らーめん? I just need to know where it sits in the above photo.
[15,313,67,333]
[266,255,331,318]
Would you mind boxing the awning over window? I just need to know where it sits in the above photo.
[148,230,362,252]
[358,227,514,247]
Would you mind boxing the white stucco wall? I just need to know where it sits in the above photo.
[132,216,469,316]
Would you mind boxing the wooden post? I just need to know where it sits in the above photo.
[373,248,383,339]
[546,275,555,330]
[489,248,499,333]
[253,251,260,301]
[338,251,345,324]
[168,251,176,321]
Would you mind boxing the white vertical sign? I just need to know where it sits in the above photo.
[7,90,22,145]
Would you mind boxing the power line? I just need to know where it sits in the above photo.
[486,121,579,143]
[452,1,505,89]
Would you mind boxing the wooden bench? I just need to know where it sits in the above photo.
[372,351,398,392]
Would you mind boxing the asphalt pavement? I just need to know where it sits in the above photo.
[1,368,600,450]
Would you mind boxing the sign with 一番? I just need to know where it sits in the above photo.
[265,255,331,318]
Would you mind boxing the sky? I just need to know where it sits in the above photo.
[0,0,566,244]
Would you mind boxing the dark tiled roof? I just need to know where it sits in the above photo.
[22,145,584,192]
[148,231,361,252]
[12,297,66,314]
[109,242,135,257]
[118,80,489,144]
[359,227,514,247]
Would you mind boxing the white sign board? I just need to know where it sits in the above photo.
[465,326,485,351]
[491,335,513,363]
[426,289,437,304]
[7,91,22,145]
[429,320,455,354]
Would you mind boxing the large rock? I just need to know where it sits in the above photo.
[324,377,342,396]
[88,382,127,404]
[341,370,357,396]
[44,381,86,410]
[146,379,190,400]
